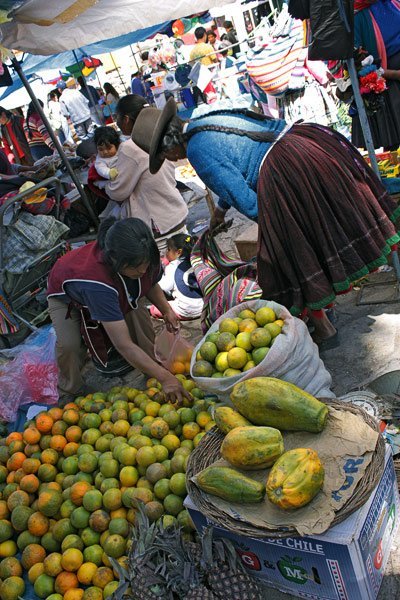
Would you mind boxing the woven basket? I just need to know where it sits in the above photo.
[186,399,385,538]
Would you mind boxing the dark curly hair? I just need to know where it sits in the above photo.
[93,126,121,149]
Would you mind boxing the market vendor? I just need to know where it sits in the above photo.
[131,99,400,347]
[101,94,188,256]
[47,216,190,404]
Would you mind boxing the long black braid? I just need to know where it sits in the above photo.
[160,108,278,153]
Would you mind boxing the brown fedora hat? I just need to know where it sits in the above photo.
[132,97,177,174]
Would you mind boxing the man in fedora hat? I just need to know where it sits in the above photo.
[58,78,94,140]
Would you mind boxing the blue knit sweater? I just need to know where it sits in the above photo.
[186,112,286,220]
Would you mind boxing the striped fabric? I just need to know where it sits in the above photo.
[191,230,262,332]
[246,19,305,97]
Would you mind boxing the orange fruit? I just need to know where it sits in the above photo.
[102,489,122,511]
[92,566,114,589]
[64,589,84,600]
[7,489,30,511]
[37,463,58,482]
[21,543,46,570]
[77,561,97,585]
[7,452,26,471]
[37,489,63,517]
[28,561,45,583]
[36,413,54,433]
[63,409,80,425]
[34,572,55,598]
[28,512,49,536]
[41,448,59,465]
[65,426,82,443]
[102,534,125,559]
[0,540,17,557]
[23,427,41,444]
[182,422,201,440]
[0,576,25,599]
[22,457,41,474]
[48,406,63,421]
[63,442,79,457]
[50,435,67,452]
[82,587,103,600]
[5,432,23,445]
[0,556,23,578]
[43,552,63,577]
[13,468,25,484]
[171,361,185,375]
[0,501,9,520]
[20,474,40,493]
[61,548,83,572]
[52,420,68,436]
[55,571,79,595]
[70,481,92,506]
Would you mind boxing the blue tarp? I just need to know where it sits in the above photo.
[20,21,169,76]
[0,20,169,103]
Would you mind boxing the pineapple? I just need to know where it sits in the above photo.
[123,506,172,600]
[200,527,264,600]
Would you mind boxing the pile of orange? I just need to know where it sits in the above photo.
[0,378,214,600]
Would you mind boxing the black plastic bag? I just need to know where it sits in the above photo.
[308,0,354,60]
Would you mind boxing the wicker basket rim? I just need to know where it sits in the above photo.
[186,398,385,539]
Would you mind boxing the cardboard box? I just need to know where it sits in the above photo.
[185,446,399,600]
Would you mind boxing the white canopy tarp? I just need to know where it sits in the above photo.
[0,0,235,55]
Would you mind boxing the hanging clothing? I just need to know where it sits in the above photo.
[0,115,32,165]
[352,0,400,149]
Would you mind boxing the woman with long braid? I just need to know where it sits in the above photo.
[131,98,400,346]
[24,100,55,161]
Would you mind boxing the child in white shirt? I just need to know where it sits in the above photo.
[150,234,203,320]
[93,126,120,189]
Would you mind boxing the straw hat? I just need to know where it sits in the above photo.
[132,97,176,174]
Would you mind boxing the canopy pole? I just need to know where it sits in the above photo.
[346,58,380,177]
[130,45,141,73]
[109,52,128,94]
[11,54,99,227]
[73,49,104,124]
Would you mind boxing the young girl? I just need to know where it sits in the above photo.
[92,126,120,189]
[150,234,203,320]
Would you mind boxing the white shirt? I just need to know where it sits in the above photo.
[59,88,90,125]
[159,259,203,318]
[94,153,119,179]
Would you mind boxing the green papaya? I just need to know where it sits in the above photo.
[231,377,328,433]
[196,466,265,503]
[214,406,251,435]
[221,426,284,470]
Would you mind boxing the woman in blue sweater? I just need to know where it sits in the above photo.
[132,98,400,345]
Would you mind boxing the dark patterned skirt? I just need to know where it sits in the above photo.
[257,123,400,314]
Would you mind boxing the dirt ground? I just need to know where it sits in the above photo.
[84,198,400,600]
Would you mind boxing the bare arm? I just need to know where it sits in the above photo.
[383,69,400,81]
[146,283,180,333]
[102,319,189,404]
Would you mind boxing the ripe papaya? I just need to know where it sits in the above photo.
[230,377,328,433]
[221,426,284,470]
[214,406,251,435]
[266,448,325,509]
[196,466,265,503]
